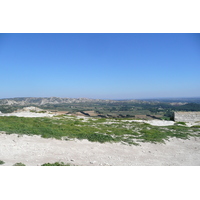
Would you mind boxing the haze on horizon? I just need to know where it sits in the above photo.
[0,33,200,100]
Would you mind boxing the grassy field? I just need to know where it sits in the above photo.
[0,115,199,145]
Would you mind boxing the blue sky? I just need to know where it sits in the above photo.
[0,33,200,99]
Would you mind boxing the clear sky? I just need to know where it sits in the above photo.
[0,33,200,99]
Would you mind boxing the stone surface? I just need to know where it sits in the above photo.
[174,112,200,122]
[0,133,200,166]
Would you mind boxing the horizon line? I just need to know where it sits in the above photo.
[1,96,200,101]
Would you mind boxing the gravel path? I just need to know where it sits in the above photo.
[1,132,199,166]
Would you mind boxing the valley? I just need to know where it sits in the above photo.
[0,97,200,166]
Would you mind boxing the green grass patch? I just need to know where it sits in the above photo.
[191,125,200,128]
[175,122,186,125]
[137,125,191,143]
[0,116,199,145]
[138,128,171,143]
[41,162,72,166]
[53,114,66,117]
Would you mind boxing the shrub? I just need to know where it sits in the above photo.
[41,162,71,166]
[13,162,26,166]
[38,111,46,113]
[0,160,5,165]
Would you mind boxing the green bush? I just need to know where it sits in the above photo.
[13,162,26,166]
[41,162,71,166]
[0,160,5,165]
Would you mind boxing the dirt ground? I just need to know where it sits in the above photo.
[1,132,200,166]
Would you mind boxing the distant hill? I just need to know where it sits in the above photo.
[1,97,200,117]
[0,97,107,106]
[141,97,200,104]
[0,97,200,106]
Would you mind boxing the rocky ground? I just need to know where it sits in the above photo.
[1,132,199,166]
